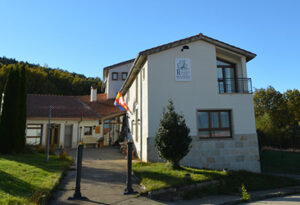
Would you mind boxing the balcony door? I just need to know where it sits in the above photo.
[217,59,237,93]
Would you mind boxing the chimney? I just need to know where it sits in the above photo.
[90,85,97,102]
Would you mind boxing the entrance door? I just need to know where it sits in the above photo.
[64,125,73,148]
[47,124,60,147]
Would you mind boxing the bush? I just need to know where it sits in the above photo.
[241,184,251,201]
[36,145,55,155]
[155,99,191,169]
[59,150,70,160]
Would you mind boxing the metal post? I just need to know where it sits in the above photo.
[124,141,137,195]
[68,143,87,200]
[46,106,52,161]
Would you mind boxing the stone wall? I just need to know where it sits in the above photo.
[146,134,261,173]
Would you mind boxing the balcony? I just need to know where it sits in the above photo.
[218,78,253,94]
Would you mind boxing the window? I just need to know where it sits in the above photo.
[122,72,127,80]
[84,126,93,135]
[197,110,232,138]
[26,124,43,145]
[112,72,118,80]
[217,59,236,93]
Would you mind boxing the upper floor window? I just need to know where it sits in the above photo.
[122,72,127,80]
[112,72,118,80]
[197,110,232,138]
[217,59,236,93]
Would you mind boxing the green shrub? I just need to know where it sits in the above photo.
[155,99,191,169]
[59,150,70,160]
[241,184,251,201]
[36,145,55,155]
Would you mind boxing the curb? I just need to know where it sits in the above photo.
[147,180,219,201]
[221,186,300,205]
[39,159,74,205]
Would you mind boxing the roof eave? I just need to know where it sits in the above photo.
[120,54,147,95]
[119,33,257,95]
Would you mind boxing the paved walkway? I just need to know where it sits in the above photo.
[50,147,300,205]
[50,147,165,205]
[243,194,300,204]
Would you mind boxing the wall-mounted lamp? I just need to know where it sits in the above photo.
[181,45,189,52]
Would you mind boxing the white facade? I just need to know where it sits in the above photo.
[104,61,133,99]
[26,119,101,148]
[123,39,261,172]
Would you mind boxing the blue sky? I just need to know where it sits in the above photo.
[0,0,299,92]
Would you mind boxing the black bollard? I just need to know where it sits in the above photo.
[68,143,88,200]
[124,141,137,195]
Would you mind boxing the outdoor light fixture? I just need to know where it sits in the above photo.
[181,45,189,52]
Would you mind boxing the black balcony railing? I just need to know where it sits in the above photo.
[218,78,252,94]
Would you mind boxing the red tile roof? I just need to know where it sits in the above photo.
[27,93,124,120]
[77,94,125,118]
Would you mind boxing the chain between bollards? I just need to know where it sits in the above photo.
[68,143,88,200]
[124,141,137,195]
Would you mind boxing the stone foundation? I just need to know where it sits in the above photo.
[146,134,261,173]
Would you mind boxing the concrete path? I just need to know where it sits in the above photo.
[243,194,300,204]
[50,147,166,205]
[50,147,300,205]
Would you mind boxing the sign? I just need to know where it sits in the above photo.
[95,126,100,134]
[175,58,191,81]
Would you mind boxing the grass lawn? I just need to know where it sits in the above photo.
[133,162,300,199]
[0,152,72,204]
[260,149,300,174]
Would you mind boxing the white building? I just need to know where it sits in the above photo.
[26,87,125,148]
[104,33,261,172]
[103,59,134,99]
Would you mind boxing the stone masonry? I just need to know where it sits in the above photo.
[147,134,261,173]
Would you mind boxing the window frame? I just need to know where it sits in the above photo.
[112,72,118,80]
[196,109,232,139]
[84,126,93,136]
[217,58,237,93]
[26,124,43,145]
[122,72,127,80]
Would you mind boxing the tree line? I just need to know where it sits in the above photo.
[254,86,300,149]
[0,57,102,98]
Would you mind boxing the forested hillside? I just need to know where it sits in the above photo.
[0,57,102,96]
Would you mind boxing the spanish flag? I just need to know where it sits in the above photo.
[114,92,130,112]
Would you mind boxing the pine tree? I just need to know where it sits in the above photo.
[0,66,20,154]
[15,64,27,152]
[155,99,192,169]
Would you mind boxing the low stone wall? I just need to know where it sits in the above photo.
[146,134,261,173]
